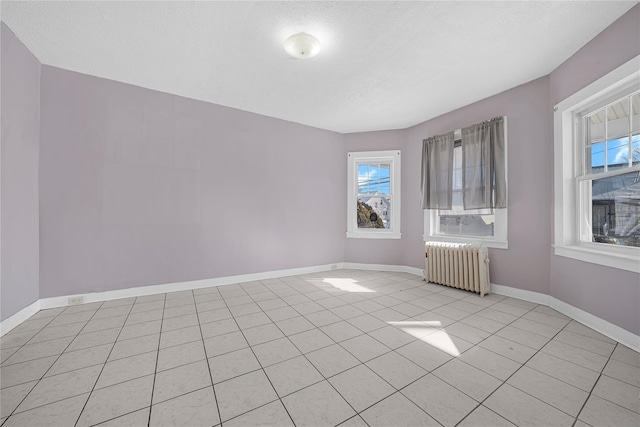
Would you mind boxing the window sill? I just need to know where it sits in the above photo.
[347,231,402,239]
[554,244,640,273]
[423,235,508,249]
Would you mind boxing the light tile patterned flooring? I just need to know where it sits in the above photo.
[1,270,638,426]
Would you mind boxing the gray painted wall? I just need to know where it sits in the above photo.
[39,66,345,297]
[1,23,41,321]
[548,5,640,335]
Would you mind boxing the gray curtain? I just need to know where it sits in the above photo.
[421,132,455,209]
[461,116,506,209]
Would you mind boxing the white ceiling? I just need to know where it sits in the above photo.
[1,1,636,133]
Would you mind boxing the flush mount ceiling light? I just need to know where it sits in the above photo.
[283,32,320,59]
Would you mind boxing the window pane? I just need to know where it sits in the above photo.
[632,92,639,133]
[438,144,493,237]
[357,162,391,229]
[590,171,640,247]
[357,163,390,195]
[607,137,629,171]
[632,134,640,166]
[439,213,495,237]
[587,110,605,145]
[589,141,605,173]
[607,98,630,139]
[357,196,390,229]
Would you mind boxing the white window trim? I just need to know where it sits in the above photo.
[423,122,509,250]
[423,209,508,249]
[347,150,401,239]
[553,55,640,273]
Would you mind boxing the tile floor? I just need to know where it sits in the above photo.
[0,270,638,426]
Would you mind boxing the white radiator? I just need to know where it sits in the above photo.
[425,242,490,297]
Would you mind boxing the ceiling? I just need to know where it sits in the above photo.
[1,1,636,134]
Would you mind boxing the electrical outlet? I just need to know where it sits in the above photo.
[68,296,84,305]
[331,264,338,270]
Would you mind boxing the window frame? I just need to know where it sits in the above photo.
[347,150,401,239]
[553,55,640,273]
[423,124,509,249]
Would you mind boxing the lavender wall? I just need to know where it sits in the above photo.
[549,5,640,335]
[1,23,41,321]
[403,77,553,294]
[550,4,640,106]
[343,130,407,266]
[346,77,553,294]
[39,66,345,297]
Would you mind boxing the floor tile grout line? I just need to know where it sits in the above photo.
[1,304,154,364]
[146,293,169,427]
[557,326,620,346]
[2,302,111,424]
[325,352,439,426]
[501,309,630,422]
[1,338,84,369]
[386,299,543,426]
[2,271,635,427]
[2,315,204,370]
[193,289,225,426]
[1,314,58,345]
[454,307,598,426]
[217,398,284,425]
[1,306,93,360]
[332,276,465,424]
[454,404,514,427]
[598,352,640,387]
[27,298,158,425]
[251,275,414,422]
[450,304,549,426]
[86,405,152,427]
[337,414,370,427]
[571,369,605,427]
[266,313,364,425]
[250,277,429,426]
[70,299,140,427]
[519,352,605,393]
[573,341,640,423]
[215,287,299,426]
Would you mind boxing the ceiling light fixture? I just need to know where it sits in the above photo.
[283,32,320,59]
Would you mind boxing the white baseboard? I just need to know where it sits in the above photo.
[38,263,340,311]
[2,264,638,353]
[0,300,40,336]
[1,263,339,336]
[342,262,424,278]
[490,283,550,305]
[491,283,639,353]
[0,262,424,336]
[549,297,639,353]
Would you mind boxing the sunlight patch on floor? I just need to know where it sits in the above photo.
[419,330,461,356]
[388,320,460,356]
[387,320,441,339]
[321,278,376,293]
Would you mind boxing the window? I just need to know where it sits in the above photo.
[580,92,640,247]
[554,55,640,272]
[347,150,401,239]
[423,126,508,249]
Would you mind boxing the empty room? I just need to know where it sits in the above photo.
[1,1,639,426]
